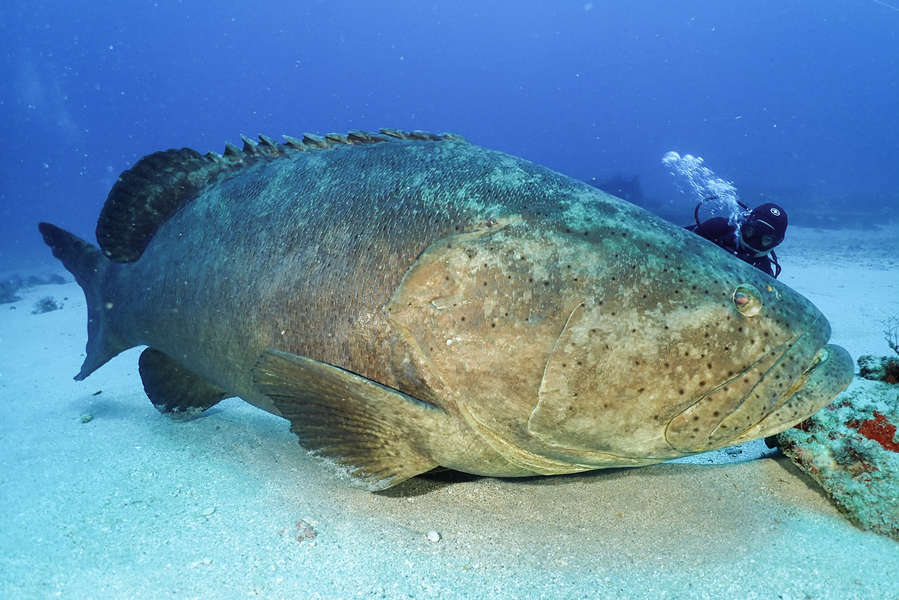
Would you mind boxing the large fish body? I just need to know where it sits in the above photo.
[40,129,853,489]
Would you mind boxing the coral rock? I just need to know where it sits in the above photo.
[777,378,899,540]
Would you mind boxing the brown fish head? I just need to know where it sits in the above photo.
[525,217,854,464]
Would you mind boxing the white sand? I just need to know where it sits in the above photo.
[2,224,898,599]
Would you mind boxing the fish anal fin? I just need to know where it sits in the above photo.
[138,348,228,420]
[252,349,442,490]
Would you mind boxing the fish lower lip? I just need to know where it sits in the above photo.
[779,346,829,406]
[802,347,829,376]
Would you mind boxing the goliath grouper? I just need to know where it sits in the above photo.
[39,129,854,490]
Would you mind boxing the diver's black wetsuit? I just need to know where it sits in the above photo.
[686,217,780,278]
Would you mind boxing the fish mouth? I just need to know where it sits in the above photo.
[726,343,853,445]
[665,338,854,453]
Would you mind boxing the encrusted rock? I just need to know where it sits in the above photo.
[776,378,899,540]
[858,354,899,384]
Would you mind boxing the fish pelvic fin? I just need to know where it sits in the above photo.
[38,222,129,380]
[252,349,444,490]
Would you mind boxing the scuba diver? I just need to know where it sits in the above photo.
[686,199,787,278]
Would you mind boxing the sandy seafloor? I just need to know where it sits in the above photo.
[2,224,898,600]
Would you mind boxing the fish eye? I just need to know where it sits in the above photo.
[732,284,762,317]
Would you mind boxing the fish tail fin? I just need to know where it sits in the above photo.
[38,222,129,380]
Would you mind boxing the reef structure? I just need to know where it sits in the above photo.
[777,375,899,540]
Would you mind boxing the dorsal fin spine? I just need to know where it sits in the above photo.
[302,133,328,148]
[240,134,259,154]
[223,142,242,159]
[325,133,349,144]
[282,134,305,150]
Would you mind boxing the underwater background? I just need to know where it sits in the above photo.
[2,0,898,270]
[3,3,899,599]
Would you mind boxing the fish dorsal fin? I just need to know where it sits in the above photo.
[97,147,240,262]
[96,129,466,262]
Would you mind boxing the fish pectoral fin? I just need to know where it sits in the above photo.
[138,348,229,420]
[251,349,442,491]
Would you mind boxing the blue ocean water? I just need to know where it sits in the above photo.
[2,1,897,269]
[4,5,899,598]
